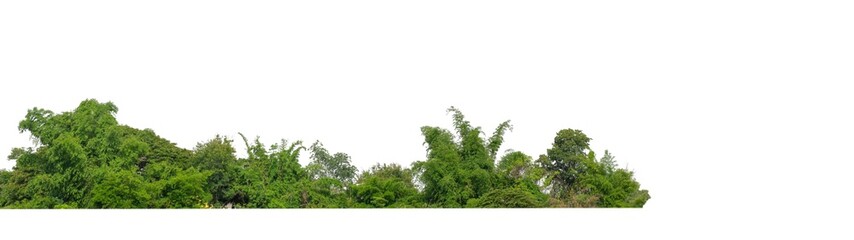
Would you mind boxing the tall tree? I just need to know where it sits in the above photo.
[537,128,593,199]
[538,129,650,207]
[192,135,239,207]
[413,106,512,207]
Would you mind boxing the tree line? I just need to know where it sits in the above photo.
[0,99,650,208]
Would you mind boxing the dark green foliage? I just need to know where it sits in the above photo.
[538,130,651,207]
[0,168,29,207]
[1,100,649,208]
[537,129,593,198]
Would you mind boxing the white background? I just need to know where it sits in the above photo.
[1,0,852,239]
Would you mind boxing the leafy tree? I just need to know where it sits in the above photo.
[15,133,90,208]
[538,129,650,207]
[306,141,357,185]
[6,99,218,208]
[68,99,119,147]
[0,170,11,205]
[497,150,536,181]
[145,163,212,208]
[265,138,307,184]
[537,128,594,199]
[349,163,422,208]
[2,99,649,208]
[0,170,10,186]
[234,134,309,208]
[192,135,239,207]
[488,150,549,207]
[1,156,34,208]
[573,152,651,207]
[89,168,151,208]
[413,107,512,207]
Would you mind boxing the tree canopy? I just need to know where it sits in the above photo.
[0,99,649,208]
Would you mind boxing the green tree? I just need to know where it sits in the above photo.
[192,135,239,207]
[538,129,651,207]
[234,134,309,208]
[497,150,537,181]
[24,133,89,208]
[349,163,422,208]
[89,168,152,208]
[573,151,651,207]
[265,138,306,184]
[413,106,512,207]
[306,141,357,185]
[537,128,593,199]
[144,163,212,208]
[484,150,549,207]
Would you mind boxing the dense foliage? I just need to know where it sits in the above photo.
[0,99,650,208]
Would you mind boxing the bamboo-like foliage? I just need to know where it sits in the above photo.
[0,99,650,208]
